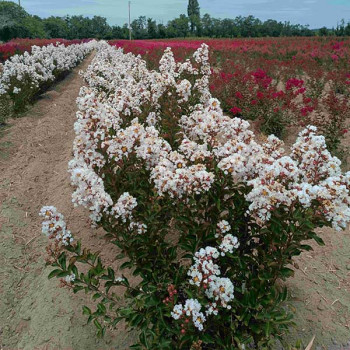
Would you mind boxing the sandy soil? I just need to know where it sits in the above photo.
[0,55,134,350]
[0,55,349,350]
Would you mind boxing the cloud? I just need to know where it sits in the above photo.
[327,0,350,5]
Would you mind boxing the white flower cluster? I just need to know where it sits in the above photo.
[171,298,206,331]
[187,244,236,308]
[245,126,350,229]
[115,276,126,283]
[39,206,73,245]
[111,192,137,222]
[69,160,113,223]
[219,234,240,255]
[70,42,213,223]
[129,221,147,234]
[205,276,234,309]
[65,273,76,283]
[70,42,350,237]
[178,138,211,162]
[0,41,95,98]
[173,234,238,329]
[216,220,231,237]
[188,247,221,287]
[150,152,215,198]
[176,79,192,103]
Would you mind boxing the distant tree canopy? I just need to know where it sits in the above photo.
[0,1,31,41]
[188,0,200,34]
[0,0,349,42]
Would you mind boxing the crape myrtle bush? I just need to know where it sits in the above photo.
[41,42,350,349]
[0,41,95,122]
[0,38,92,62]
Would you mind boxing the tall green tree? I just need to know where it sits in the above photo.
[167,14,189,38]
[157,23,167,38]
[43,16,69,38]
[111,25,128,39]
[0,1,30,41]
[22,15,47,38]
[90,16,111,38]
[131,16,147,39]
[187,0,200,34]
[201,13,213,37]
[147,18,157,38]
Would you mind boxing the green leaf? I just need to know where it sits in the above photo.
[120,261,133,270]
[107,267,115,279]
[310,233,325,246]
[83,306,91,315]
[57,271,69,278]
[48,269,62,279]
[94,319,103,330]
[73,285,84,293]
[264,321,272,337]
[280,267,294,279]
[58,252,67,270]
[92,293,101,300]
[97,303,107,314]
[139,331,149,347]
[201,333,215,343]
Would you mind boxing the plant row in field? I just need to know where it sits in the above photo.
[111,37,350,62]
[41,42,350,349]
[0,38,92,63]
[0,41,95,124]
[112,38,350,156]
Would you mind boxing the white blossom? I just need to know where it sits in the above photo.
[65,273,76,283]
[39,206,73,245]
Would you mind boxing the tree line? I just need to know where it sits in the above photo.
[0,0,349,42]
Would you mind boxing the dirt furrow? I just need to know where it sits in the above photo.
[0,55,132,350]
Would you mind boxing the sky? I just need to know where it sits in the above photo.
[19,0,350,28]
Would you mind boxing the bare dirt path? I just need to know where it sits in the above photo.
[280,227,350,349]
[0,55,133,350]
[0,54,349,350]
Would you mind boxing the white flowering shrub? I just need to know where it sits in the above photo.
[0,41,95,116]
[41,42,350,349]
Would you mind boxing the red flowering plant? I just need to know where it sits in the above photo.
[211,67,296,138]
[304,69,327,101]
[304,91,350,158]
[327,70,350,97]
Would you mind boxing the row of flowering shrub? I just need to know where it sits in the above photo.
[0,41,95,122]
[0,38,92,63]
[112,38,350,156]
[41,42,350,349]
[110,37,350,63]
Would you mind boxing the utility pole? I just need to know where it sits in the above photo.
[128,1,131,40]
[18,0,21,6]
